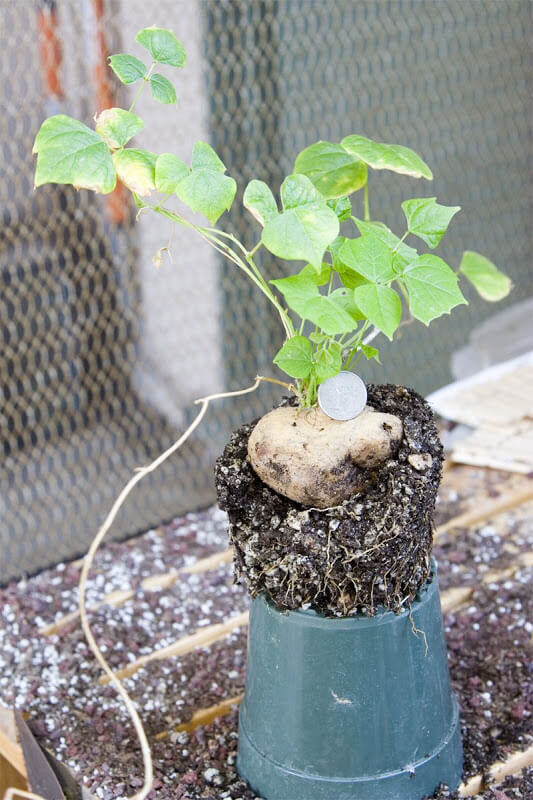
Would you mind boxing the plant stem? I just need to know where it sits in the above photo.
[364,179,370,221]
[343,321,370,370]
[247,240,262,259]
[392,230,409,255]
[128,64,155,112]
[148,203,294,339]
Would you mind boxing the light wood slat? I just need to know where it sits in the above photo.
[435,485,533,538]
[440,552,532,613]
[0,729,27,779]
[155,694,244,740]
[99,611,249,685]
[39,548,233,636]
[459,743,533,796]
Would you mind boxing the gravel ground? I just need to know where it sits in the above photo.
[0,478,532,799]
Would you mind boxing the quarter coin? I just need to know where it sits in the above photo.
[318,371,367,421]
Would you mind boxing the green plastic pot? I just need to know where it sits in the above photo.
[238,563,462,800]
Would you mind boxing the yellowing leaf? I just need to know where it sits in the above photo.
[113,148,157,196]
[341,134,433,180]
[459,251,512,302]
[294,140,367,199]
[95,108,144,149]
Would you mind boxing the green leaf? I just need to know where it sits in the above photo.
[261,175,339,269]
[155,153,188,193]
[273,336,313,379]
[314,342,342,382]
[95,108,144,149]
[113,148,157,196]
[150,73,176,104]
[309,331,328,344]
[327,196,352,221]
[353,218,418,271]
[270,273,319,318]
[175,142,236,224]
[300,262,331,286]
[401,197,461,249]
[108,53,146,84]
[329,236,368,289]
[340,233,395,283]
[341,134,433,180]
[33,114,116,194]
[329,288,364,321]
[191,141,225,172]
[403,254,467,325]
[243,180,278,226]
[303,295,358,335]
[135,27,186,67]
[354,284,402,340]
[293,140,367,199]
[459,251,512,302]
[360,344,381,363]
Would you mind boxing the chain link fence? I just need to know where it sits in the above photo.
[1,0,531,580]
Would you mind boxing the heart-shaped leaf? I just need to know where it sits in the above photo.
[108,54,147,84]
[302,294,358,335]
[401,197,461,249]
[459,251,512,302]
[113,148,157,196]
[341,134,433,180]
[403,254,467,324]
[273,336,313,378]
[150,74,177,104]
[270,273,319,318]
[155,153,188,193]
[293,140,367,199]
[327,196,352,221]
[314,342,342,381]
[353,218,418,271]
[174,142,236,224]
[329,288,364,321]
[95,108,144,149]
[33,115,116,194]
[360,344,381,363]
[340,233,395,283]
[135,27,186,67]
[354,284,402,340]
[261,175,339,269]
[243,180,278,225]
[300,262,331,286]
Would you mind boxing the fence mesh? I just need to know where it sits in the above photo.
[1,0,531,581]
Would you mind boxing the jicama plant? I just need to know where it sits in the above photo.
[33,26,511,406]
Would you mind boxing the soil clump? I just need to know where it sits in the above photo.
[215,383,443,615]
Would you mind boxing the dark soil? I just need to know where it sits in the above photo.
[215,384,443,616]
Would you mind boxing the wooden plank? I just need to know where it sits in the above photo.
[435,484,533,538]
[155,694,244,740]
[39,548,233,636]
[99,610,250,685]
[459,743,533,796]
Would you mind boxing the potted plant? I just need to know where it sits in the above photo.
[33,26,511,800]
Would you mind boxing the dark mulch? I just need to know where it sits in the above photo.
[216,384,443,616]
[0,485,531,797]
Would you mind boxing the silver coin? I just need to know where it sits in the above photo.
[318,371,367,421]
